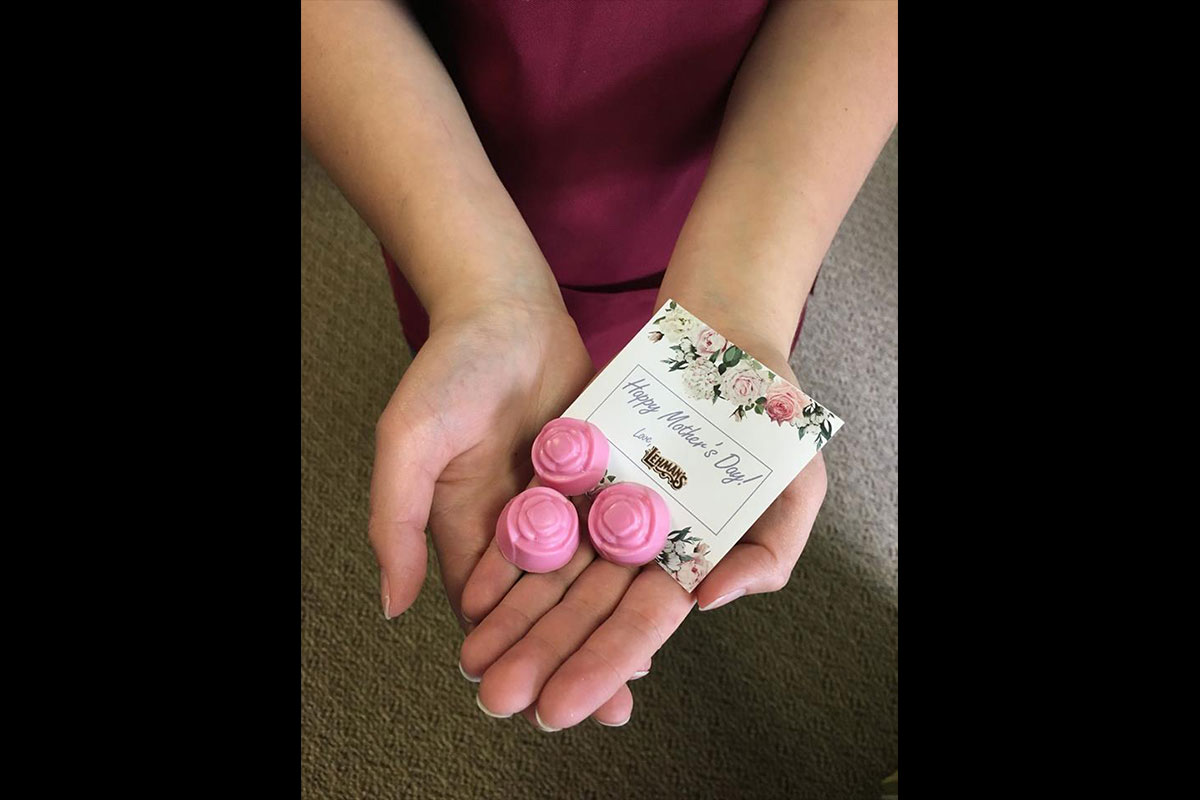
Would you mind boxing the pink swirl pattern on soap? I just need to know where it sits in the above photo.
[587,483,671,567]
[531,418,610,496]
[496,487,580,573]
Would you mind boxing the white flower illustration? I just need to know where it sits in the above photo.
[659,306,700,344]
[681,358,721,401]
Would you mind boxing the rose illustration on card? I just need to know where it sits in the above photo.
[561,300,843,592]
[655,527,714,591]
[652,301,838,448]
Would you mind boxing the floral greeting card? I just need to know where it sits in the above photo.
[561,300,843,592]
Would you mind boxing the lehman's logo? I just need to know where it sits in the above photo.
[641,447,688,490]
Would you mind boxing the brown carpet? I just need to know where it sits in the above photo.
[301,131,898,800]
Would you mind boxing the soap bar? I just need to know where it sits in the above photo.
[496,486,580,573]
[587,483,670,567]
[531,417,610,496]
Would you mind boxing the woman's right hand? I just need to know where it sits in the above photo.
[370,300,639,727]
[370,300,593,625]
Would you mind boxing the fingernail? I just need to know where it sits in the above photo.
[534,708,561,732]
[476,695,511,719]
[630,670,650,680]
[459,662,481,683]
[699,588,745,611]
[381,570,392,620]
[596,716,631,728]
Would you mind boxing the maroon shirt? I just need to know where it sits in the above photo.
[385,0,806,368]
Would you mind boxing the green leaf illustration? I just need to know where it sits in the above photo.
[668,300,677,310]
[723,346,743,367]
[653,316,666,324]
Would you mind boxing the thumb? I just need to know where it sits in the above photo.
[695,451,826,611]
[369,409,452,619]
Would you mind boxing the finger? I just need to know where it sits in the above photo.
[510,683,633,730]
[428,496,515,626]
[369,410,452,620]
[535,567,694,730]
[476,559,638,718]
[459,538,523,625]
[631,658,652,680]
[459,536,597,679]
[457,475,547,624]
[695,451,827,611]
[590,683,634,727]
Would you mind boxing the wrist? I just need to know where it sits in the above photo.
[384,191,567,331]
[424,278,578,350]
[423,258,567,333]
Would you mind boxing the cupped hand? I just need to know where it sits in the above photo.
[457,352,828,731]
[369,302,594,623]
[370,298,648,726]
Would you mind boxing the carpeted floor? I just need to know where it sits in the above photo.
[301,131,897,800]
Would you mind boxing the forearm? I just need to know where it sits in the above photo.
[658,0,898,371]
[300,0,563,326]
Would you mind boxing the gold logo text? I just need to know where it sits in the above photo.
[641,447,687,490]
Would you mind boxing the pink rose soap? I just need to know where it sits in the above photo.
[531,417,610,496]
[496,487,580,573]
[587,483,670,567]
